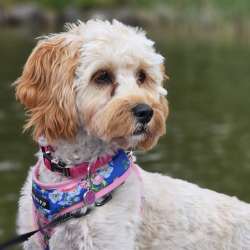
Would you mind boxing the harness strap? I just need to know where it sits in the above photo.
[51,161,133,218]
[32,152,136,248]
[0,208,91,250]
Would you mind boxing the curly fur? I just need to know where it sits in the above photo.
[16,20,250,250]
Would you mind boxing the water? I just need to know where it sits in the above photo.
[0,27,250,244]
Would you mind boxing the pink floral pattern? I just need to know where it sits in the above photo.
[93,174,104,185]
[80,179,90,189]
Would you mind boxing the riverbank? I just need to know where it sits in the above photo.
[0,1,250,42]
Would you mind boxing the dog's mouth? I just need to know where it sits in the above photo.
[112,126,147,149]
[133,126,146,136]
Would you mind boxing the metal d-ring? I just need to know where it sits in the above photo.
[86,162,93,190]
[87,162,91,182]
[83,162,96,205]
[95,193,112,206]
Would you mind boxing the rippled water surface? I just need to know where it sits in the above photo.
[1,28,250,244]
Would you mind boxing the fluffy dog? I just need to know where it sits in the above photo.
[16,20,250,250]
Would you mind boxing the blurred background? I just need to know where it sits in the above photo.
[1,0,250,247]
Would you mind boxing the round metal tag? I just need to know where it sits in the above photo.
[83,190,95,205]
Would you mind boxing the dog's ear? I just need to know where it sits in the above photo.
[14,33,81,143]
[160,64,169,85]
[160,64,169,119]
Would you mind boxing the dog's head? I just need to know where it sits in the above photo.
[15,20,168,151]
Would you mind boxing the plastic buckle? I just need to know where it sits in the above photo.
[51,161,69,178]
[43,152,69,178]
[126,151,133,159]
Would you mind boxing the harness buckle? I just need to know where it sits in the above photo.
[126,151,133,159]
[43,152,69,178]
[51,162,69,178]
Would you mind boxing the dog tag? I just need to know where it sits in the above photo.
[83,190,95,205]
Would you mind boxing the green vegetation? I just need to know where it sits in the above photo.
[1,0,121,10]
[1,0,250,15]
[1,0,250,41]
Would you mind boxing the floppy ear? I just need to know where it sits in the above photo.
[160,64,169,84]
[160,64,169,119]
[14,33,82,143]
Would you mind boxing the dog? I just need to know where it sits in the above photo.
[15,20,250,250]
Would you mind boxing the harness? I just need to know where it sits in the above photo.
[32,148,142,249]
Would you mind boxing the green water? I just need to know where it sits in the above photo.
[0,28,250,244]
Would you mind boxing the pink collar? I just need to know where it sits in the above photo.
[39,144,114,179]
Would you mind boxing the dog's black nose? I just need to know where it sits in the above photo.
[132,104,153,125]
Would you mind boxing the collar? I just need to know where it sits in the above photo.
[39,143,114,179]
[32,149,133,214]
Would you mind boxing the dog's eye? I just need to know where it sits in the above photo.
[96,71,110,83]
[138,72,146,83]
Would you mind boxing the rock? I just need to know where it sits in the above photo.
[155,5,174,25]
[60,6,83,24]
[114,8,141,27]
[43,10,58,27]
[87,8,141,27]
[6,4,43,26]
